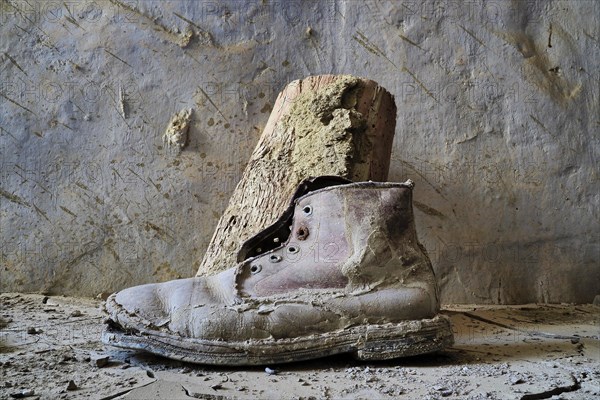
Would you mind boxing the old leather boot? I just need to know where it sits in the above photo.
[102,176,453,365]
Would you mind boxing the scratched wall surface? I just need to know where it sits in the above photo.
[0,1,598,303]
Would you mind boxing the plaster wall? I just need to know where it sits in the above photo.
[0,0,598,303]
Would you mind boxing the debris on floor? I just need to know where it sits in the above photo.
[0,293,598,399]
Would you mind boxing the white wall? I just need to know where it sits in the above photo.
[1,0,598,302]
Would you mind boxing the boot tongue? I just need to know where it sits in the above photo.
[237,175,352,262]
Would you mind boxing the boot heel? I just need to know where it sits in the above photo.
[354,315,454,361]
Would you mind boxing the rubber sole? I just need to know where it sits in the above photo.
[102,315,454,366]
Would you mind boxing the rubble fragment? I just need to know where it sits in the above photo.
[66,380,78,391]
[9,389,35,398]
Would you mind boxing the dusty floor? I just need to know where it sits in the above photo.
[0,293,598,400]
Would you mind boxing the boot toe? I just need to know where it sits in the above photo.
[106,283,164,330]
[106,277,224,337]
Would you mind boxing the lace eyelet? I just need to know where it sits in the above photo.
[250,264,262,274]
[296,225,309,240]
[287,245,299,254]
[302,205,312,215]
[269,254,282,263]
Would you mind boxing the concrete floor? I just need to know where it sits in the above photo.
[0,293,598,399]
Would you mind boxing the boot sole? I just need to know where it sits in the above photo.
[102,315,453,366]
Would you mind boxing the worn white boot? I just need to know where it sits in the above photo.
[103,176,453,365]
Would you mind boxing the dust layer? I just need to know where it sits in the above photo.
[281,75,372,182]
